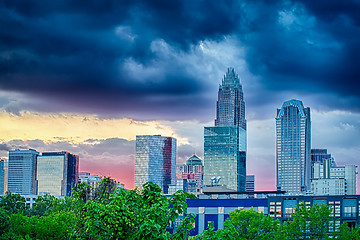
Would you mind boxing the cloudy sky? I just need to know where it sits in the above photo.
[1,0,360,191]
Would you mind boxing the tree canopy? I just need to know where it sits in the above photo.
[1,180,360,239]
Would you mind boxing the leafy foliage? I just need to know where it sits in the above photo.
[219,208,280,239]
[74,180,195,239]
[29,194,74,216]
[2,179,360,239]
[281,202,331,240]
[0,192,28,215]
[191,209,280,240]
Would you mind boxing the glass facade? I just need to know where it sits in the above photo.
[37,152,79,196]
[204,125,246,192]
[215,68,246,130]
[276,99,311,194]
[204,68,247,192]
[135,135,176,194]
[0,160,4,195]
[246,175,255,192]
[8,149,39,195]
[37,155,65,196]
[311,149,334,179]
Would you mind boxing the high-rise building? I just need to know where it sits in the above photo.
[37,151,79,196]
[276,99,311,194]
[204,68,247,192]
[177,154,204,193]
[246,175,255,192]
[311,158,357,195]
[135,135,176,194]
[310,149,335,179]
[0,159,4,195]
[8,149,39,195]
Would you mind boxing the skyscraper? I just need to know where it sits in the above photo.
[135,135,176,194]
[204,68,247,191]
[8,149,39,195]
[37,151,79,196]
[276,99,311,194]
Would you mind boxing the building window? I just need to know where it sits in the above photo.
[285,207,295,218]
[258,207,265,213]
[343,206,356,217]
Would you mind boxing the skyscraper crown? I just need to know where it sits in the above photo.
[215,68,246,130]
[276,99,307,119]
[221,67,241,87]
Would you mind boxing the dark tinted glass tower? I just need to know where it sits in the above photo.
[204,68,247,191]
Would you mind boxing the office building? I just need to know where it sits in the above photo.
[311,149,335,179]
[204,68,247,192]
[186,194,360,236]
[135,135,176,194]
[311,158,357,195]
[0,159,4,195]
[8,149,39,195]
[37,151,79,196]
[79,172,102,188]
[311,149,332,165]
[3,161,8,193]
[276,99,311,194]
[246,175,255,192]
[177,154,204,194]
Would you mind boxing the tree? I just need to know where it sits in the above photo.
[332,224,360,240]
[29,194,75,216]
[281,202,331,240]
[73,179,195,239]
[0,192,28,215]
[218,209,280,240]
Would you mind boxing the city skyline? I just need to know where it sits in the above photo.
[1,1,360,191]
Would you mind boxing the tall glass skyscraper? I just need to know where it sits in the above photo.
[204,68,247,191]
[8,149,39,195]
[276,99,311,194]
[37,151,79,196]
[135,135,176,194]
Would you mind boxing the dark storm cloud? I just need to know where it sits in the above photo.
[241,0,360,111]
[1,0,360,119]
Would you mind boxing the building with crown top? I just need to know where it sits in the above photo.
[204,68,247,192]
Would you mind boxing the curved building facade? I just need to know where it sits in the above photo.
[276,99,311,194]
